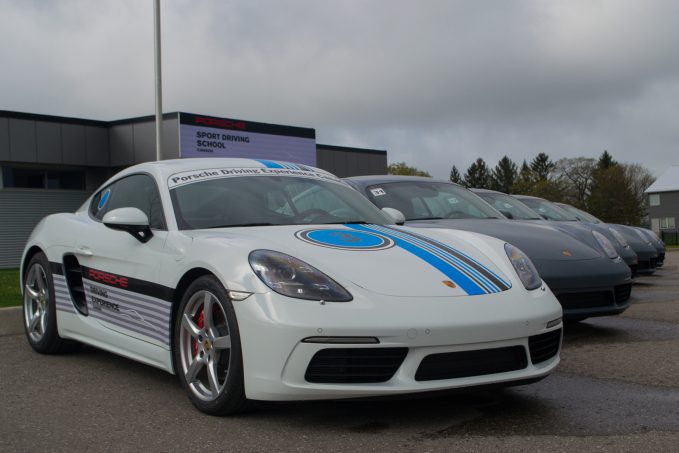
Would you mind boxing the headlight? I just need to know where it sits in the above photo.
[608,227,629,248]
[633,228,653,246]
[504,243,542,290]
[249,250,352,302]
[592,231,619,259]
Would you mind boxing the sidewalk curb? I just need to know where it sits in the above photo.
[0,306,23,336]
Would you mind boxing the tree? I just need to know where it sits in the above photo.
[588,164,640,224]
[449,165,463,184]
[463,158,492,189]
[552,157,597,207]
[623,163,656,220]
[530,153,555,180]
[387,162,431,177]
[490,156,518,193]
[597,150,617,170]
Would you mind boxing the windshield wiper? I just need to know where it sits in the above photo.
[318,220,369,225]
[207,222,276,228]
[409,217,444,220]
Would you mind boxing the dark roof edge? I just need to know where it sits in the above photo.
[107,112,181,125]
[317,143,387,155]
[0,110,110,127]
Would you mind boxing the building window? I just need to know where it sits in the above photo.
[660,217,676,230]
[649,194,660,206]
[1,167,85,190]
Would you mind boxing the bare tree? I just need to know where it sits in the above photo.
[552,157,597,207]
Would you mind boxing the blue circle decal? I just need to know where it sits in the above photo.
[295,229,394,251]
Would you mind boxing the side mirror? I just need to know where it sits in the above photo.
[382,207,406,225]
[103,207,153,243]
[500,210,514,219]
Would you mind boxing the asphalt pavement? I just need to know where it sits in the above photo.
[1,252,678,452]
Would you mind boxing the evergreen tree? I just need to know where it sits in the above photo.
[597,150,617,170]
[463,158,492,189]
[490,156,518,193]
[449,165,463,184]
[530,152,554,180]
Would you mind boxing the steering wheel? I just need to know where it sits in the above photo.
[444,211,464,219]
[297,208,330,222]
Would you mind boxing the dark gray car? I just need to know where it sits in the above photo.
[345,176,633,321]
[556,203,665,269]
[469,190,638,274]
[512,195,658,275]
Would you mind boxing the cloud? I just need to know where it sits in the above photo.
[1,0,678,178]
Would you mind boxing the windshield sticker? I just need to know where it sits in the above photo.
[98,189,111,210]
[370,188,386,197]
[168,165,340,189]
[503,202,513,209]
[447,197,459,204]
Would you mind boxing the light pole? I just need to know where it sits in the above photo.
[153,0,163,161]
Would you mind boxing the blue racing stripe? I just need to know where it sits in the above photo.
[255,159,285,169]
[363,224,501,293]
[348,224,487,295]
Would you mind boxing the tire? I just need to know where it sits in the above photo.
[23,252,78,354]
[173,275,247,415]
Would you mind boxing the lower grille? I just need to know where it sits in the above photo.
[556,291,614,310]
[614,283,632,305]
[529,329,562,364]
[305,348,408,383]
[414,346,527,381]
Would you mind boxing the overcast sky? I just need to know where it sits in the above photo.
[1,0,678,179]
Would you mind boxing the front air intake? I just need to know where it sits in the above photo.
[305,347,407,383]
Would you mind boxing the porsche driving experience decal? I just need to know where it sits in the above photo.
[52,263,172,348]
[295,225,511,296]
[168,160,340,189]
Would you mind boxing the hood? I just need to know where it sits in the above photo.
[189,224,514,298]
[406,218,601,261]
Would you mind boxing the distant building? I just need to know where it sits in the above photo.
[645,165,679,241]
[0,110,387,268]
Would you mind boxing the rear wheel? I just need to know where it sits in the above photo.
[173,275,247,415]
[23,253,76,354]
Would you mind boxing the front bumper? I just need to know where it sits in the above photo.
[534,256,632,319]
[232,285,562,401]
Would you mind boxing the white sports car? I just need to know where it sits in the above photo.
[21,158,563,415]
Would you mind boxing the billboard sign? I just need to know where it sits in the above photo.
[179,113,316,166]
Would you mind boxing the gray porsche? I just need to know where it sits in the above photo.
[555,202,665,269]
[512,195,659,275]
[470,190,639,275]
[344,176,632,321]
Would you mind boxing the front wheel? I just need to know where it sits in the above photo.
[173,275,247,415]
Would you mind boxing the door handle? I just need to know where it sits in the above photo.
[75,246,93,257]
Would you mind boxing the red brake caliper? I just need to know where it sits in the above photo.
[192,310,205,357]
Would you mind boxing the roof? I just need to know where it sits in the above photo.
[645,165,679,193]
[343,175,460,188]
[102,158,336,189]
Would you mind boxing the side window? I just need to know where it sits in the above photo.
[90,174,166,230]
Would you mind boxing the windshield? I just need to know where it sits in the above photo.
[365,181,504,220]
[170,174,391,230]
[474,192,542,220]
[558,204,603,224]
[518,197,579,221]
